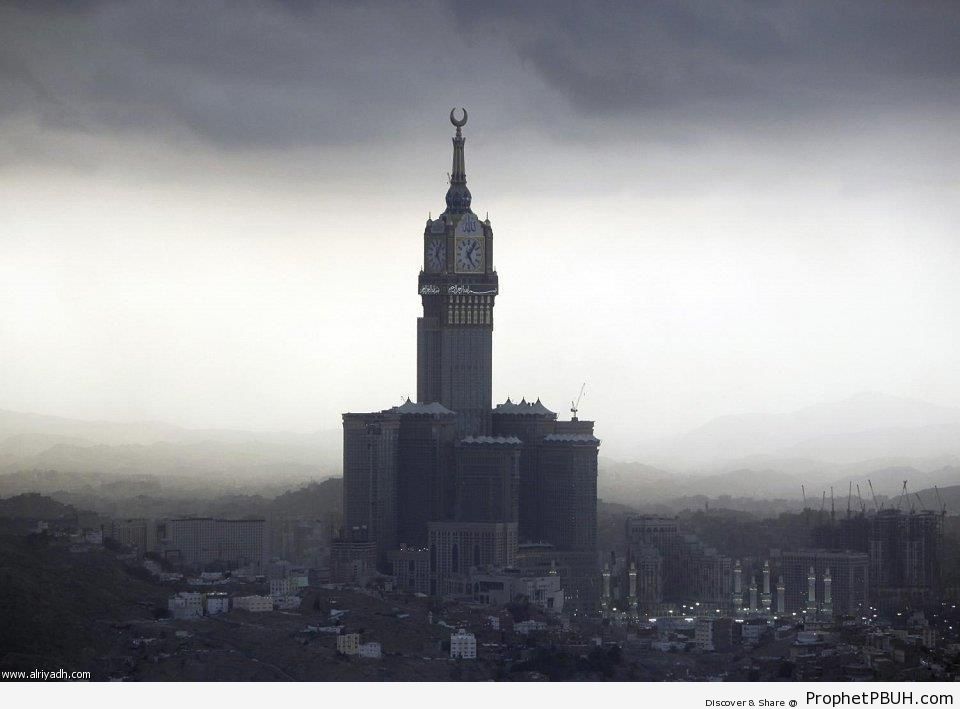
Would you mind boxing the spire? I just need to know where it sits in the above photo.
[445,107,472,214]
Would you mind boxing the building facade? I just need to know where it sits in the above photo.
[450,629,477,659]
[157,518,265,573]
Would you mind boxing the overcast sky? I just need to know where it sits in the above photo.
[1,0,958,456]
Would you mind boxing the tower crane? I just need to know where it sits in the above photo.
[934,485,948,516]
[570,383,586,422]
[856,484,866,515]
[895,480,909,512]
[868,479,881,512]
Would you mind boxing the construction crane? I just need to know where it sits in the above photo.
[934,485,948,516]
[856,484,866,515]
[868,479,881,512]
[802,485,807,509]
[831,486,835,522]
[846,481,852,518]
[570,383,586,422]
[895,480,909,512]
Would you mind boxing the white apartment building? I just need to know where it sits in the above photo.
[270,578,294,598]
[168,592,204,619]
[468,569,565,614]
[232,595,273,613]
[337,633,361,655]
[450,629,477,659]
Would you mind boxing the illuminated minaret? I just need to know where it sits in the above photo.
[776,575,785,616]
[733,559,743,613]
[806,565,817,616]
[601,563,611,617]
[823,567,833,619]
[761,560,772,614]
[748,575,758,613]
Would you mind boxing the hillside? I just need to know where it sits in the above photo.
[0,534,168,676]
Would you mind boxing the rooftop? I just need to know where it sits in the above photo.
[493,397,557,418]
[385,398,456,416]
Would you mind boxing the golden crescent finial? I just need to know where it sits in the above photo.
[450,107,468,128]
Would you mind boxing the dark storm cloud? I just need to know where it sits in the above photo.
[0,0,514,149]
[450,0,960,118]
[1,0,958,153]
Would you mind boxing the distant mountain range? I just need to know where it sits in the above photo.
[640,392,960,469]
[598,392,960,507]
[3,392,960,506]
[0,408,341,487]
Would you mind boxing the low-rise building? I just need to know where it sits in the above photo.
[469,568,565,614]
[513,620,548,635]
[232,595,273,613]
[359,642,382,659]
[450,629,476,659]
[337,633,361,655]
[270,578,295,598]
[275,596,301,610]
[206,593,230,615]
[168,592,204,619]
[740,619,769,645]
[695,616,734,652]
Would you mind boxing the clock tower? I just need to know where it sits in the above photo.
[417,108,498,436]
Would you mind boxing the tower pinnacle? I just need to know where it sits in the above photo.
[445,107,472,214]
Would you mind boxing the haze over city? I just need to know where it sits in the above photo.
[3,0,960,692]
[2,1,959,461]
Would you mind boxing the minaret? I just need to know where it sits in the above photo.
[749,576,758,613]
[761,560,772,614]
[823,567,833,619]
[733,559,743,613]
[806,566,817,616]
[776,575,785,616]
[601,563,611,617]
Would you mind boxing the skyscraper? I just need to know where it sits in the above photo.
[341,110,600,612]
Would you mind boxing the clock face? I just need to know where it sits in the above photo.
[425,239,445,272]
[455,236,483,273]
